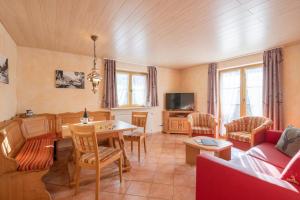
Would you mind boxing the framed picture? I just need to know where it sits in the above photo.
[55,70,85,89]
[0,56,8,84]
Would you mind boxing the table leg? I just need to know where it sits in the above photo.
[117,131,131,171]
[185,145,200,165]
[215,147,231,161]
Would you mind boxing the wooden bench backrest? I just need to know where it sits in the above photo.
[0,120,25,158]
[21,116,50,139]
[56,111,112,136]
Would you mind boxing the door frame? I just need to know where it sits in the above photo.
[217,63,263,137]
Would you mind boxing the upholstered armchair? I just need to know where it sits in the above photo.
[224,116,273,150]
[187,113,217,138]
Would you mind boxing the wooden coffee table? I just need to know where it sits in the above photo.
[183,136,233,165]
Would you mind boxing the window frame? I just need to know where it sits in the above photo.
[116,70,148,108]
[218,64,263,134]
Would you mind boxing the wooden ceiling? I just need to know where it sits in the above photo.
[1,0,300,68]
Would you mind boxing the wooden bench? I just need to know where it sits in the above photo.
[0,115,56,200]
[0,110,112,199]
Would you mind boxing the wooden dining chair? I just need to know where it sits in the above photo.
[123,112,148,162]
[70,124,123,200]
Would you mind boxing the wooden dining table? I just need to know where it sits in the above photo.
[61,120,137,185]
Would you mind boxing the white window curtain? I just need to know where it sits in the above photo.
[220,70,241,135]
[116,73,129,106]
[246,67,263,116]
[132,74,147,106]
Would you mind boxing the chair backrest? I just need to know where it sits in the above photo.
[188,112,216,128]
[0,120,25,158]
[70,124,99,156]
[132,112,148,132]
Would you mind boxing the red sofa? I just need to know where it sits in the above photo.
[196,130,300,200]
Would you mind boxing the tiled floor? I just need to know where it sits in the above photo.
[46,133,243,200]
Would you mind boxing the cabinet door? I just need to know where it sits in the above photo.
[181,120,190,131]
[169,119,179,131]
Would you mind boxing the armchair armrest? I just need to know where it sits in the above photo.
[251,125,270,146]
[196,154,299,200]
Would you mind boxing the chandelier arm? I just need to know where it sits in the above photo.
[93,38,96,70]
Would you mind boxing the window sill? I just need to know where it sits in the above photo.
[111,106,151,110]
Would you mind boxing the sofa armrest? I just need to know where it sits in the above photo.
[196,154,299,200]
[265,130,283,144]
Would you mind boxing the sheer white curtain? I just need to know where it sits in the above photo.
[132,74,147,105]
[220,70,241,135]
[116,73,129,106]
[246,67,263,116]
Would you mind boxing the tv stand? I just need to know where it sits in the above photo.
[163,110,194,134]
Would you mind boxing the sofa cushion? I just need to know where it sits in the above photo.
[281,151,300,185]
[15,133,54,171]
[228,131,251,143]
[230,154,283,178]
[276,126,300,157]
[247,143,291,169]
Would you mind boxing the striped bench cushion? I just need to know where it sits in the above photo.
[15,133,55,171]
[80,146,122,165]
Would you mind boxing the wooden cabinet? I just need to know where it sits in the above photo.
[163,110,194,134]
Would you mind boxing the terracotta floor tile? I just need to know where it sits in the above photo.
[156,164,175,174]
[173,186,195,200]
[152,173,174,185]
[126,181,152,196]
[101,179,131,194]
[173,174,195,187]
[148,183,173,200]
[129,170,155,182]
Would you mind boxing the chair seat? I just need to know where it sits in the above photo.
[228,131,251,143]
[80,146,122,165]
[192,126,213,135]
[15,133,54,171]
[123,131,145,138]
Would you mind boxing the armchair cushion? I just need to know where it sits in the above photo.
[247,143,291,169]
[228,131,251,143]
[281,151,300,185]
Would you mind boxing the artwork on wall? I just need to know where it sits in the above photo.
[0,55,8,84]
[55,70,85,89]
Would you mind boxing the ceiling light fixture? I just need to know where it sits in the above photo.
[87,35,102,94]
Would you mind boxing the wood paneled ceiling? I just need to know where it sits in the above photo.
[1,0,300,68]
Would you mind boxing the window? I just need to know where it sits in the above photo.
[116,71,147,107]
[219,65,263,134]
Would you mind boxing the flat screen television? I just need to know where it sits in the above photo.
[166,93,194,111]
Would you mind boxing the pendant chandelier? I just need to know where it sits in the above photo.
[87,35,102,94]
